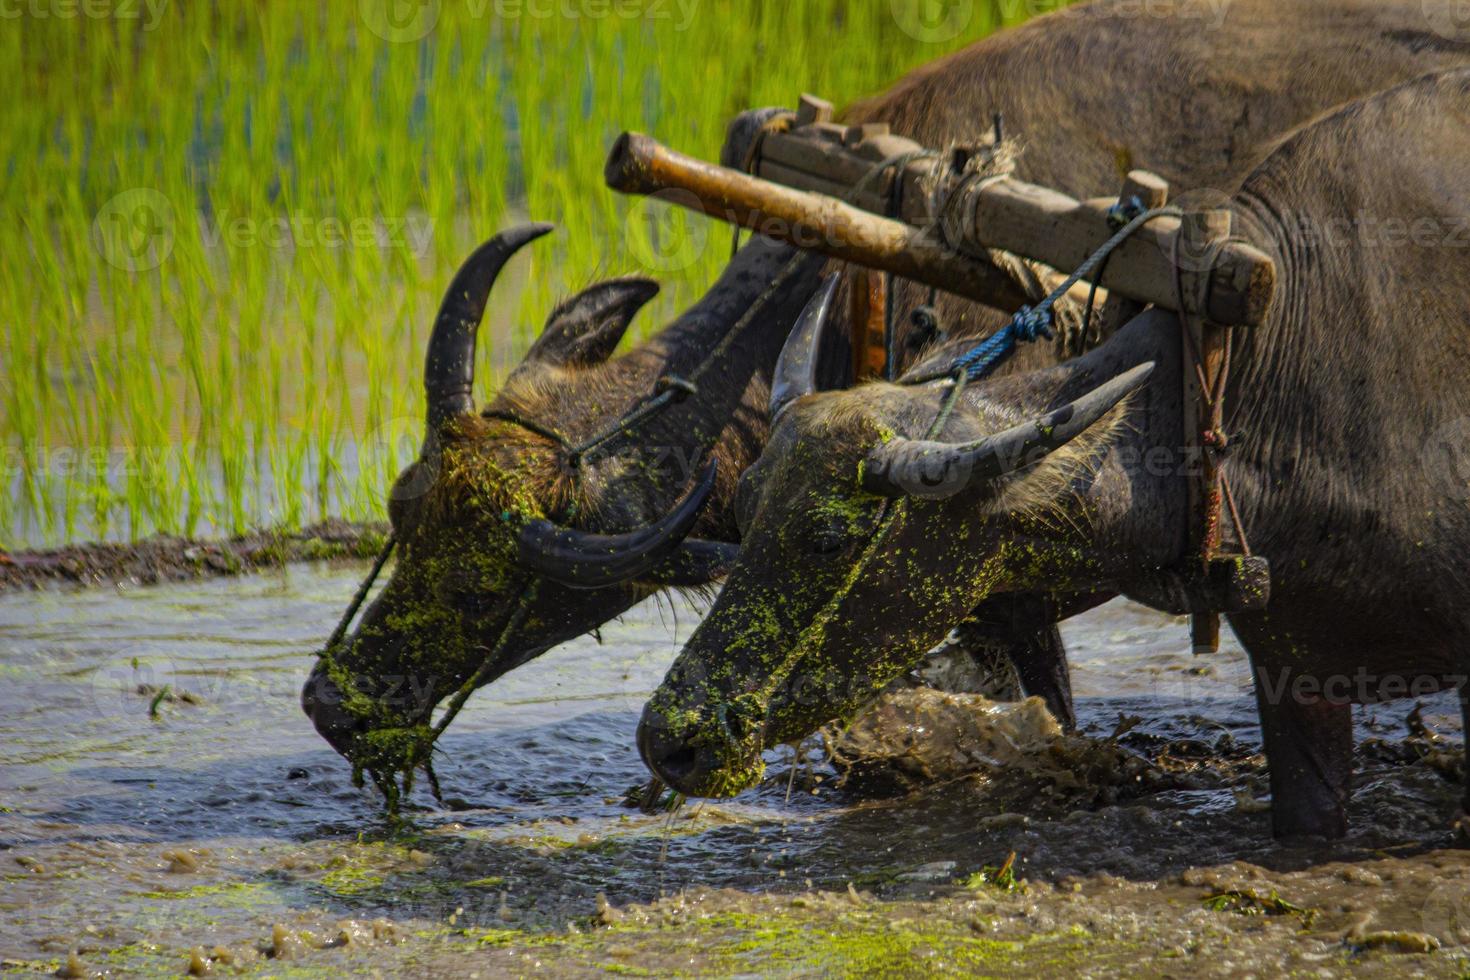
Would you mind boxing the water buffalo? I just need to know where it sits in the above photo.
[640,69,1470,838]
[303,0,1470,793]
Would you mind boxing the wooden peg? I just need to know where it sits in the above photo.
[1119,170,1169,210]
[795,94,834,128]
[1096,171,1171,342]
[1180,206,1235,655]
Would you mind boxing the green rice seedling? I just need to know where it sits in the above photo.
[1,0,1038,547]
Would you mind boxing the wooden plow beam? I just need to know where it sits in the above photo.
[603,98,1276,329]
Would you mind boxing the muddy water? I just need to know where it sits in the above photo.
[3,566,1469,976]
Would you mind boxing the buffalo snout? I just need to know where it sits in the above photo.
[636,694,767,798]
[301,662,366,758]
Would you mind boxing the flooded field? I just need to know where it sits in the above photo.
[3,563,1469,976]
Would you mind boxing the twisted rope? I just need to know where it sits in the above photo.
[942,201,1183,384]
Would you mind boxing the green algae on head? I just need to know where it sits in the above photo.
[304,230,812,807]
[640,350,1148,797]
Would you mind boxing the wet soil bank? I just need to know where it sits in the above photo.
[0,520,388,594]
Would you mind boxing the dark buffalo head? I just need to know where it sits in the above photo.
[302,224,745,791]
[637,284,1155,797]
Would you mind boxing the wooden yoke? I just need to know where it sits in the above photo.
[767,95,895,382]
[605,102,1277,644]
[603,130,1276,327]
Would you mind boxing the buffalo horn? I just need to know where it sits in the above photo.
[769,274,840,422]
[861,361,1155,499]
[516,460,720,588]
[424,223,554,433]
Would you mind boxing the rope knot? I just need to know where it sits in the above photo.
[1009,305,1054,343]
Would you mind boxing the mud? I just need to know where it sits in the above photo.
[0,520,388,594]
[825,689,1164,801]
[3,567,1470,976]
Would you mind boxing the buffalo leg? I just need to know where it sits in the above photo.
[1009,623,1075,731]
[955,595,1092,731]
[944,615,1074,730]
[1249,662,1353,839]
[1459,681,1470,819]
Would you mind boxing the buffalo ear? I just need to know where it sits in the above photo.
[527,277,660,367]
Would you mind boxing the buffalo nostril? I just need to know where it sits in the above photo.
[301,668,364,756]
[655,744,700,782]
[636,719,702,787]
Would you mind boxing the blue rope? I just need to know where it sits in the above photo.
[949,200,1181,382]
[951,304,1053,380]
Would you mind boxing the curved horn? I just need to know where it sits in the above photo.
[769,275,840,422]
[861,361,1155,499]
[424,223,554,432]
[516,460,720,589]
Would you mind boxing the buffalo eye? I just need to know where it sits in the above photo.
[456,592,500,618]
[807,517,850,556]
[438,572,498,617]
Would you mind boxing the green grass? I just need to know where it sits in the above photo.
[1,0,1058,548]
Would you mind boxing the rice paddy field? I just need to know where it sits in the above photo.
[1,0,1064,549]
[13,9,1470,977]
